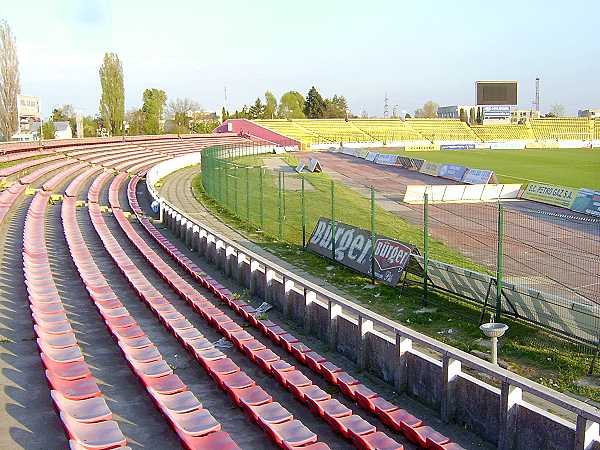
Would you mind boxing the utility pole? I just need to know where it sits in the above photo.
[384,92,389,119]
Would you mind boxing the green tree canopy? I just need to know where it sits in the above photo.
[324,94,348,118]
[249,97,265,119]
[303,86,326,119]
[142,88,166,134]
[277,91,305,119]
[41,121,55,139]
[83,116,98,137]
[414,100,438,118]
[99,52,125,136]
[263,91,277,119]
[126,108,145,135]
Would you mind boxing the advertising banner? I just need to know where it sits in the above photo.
[410,158,425,170]
[308,158,322,173]
[571,189,600,217]
[440,144,476,151]
[365,152,378,162]
[521,183,578,209]
[306,217,417,285]
[439,164,468,182]
[462,168,494,184]
[419,161,443,177]
[374,154,399,165]
[396,156,413,169]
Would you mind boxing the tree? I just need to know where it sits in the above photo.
[549,104,565,117]
[83,116,98,137]
[303,86,326,118]
[404,113,411,119]
[126,108,145,135]
[459,108,467,123]
[51,104,76,133]
[142,88,166,134]
[221,107,229,122]
[0,20,20,141]
[168,97,201,134]
[277,91,305,119]
[414,101,438,118]
[42,121,55,140]
[263,91,277,119]
[469,108,476,124]
[99,52,125,136]
[249,97,265,119]
[323,95,348,118]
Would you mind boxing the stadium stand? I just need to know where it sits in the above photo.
[255,120,323,145]
[470,124,534,141]
[594,118,600,140]
[406,119,480,142]
[350,119,427,143]
[530,117,592,141]
[293,120,373,143]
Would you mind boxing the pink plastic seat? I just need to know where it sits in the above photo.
[241,339,266,360]
[304,352,326,374]
[406,426,449,448]
[167,408,221,437]
[142,373,187,395]
[60,411,126,449]
[34,327,76,348]
[41,353,91,381]
[69,441,131,450]
[236,385,272,408]
[119,342,161,363]
[129,359,173,378]
[380,408,422,434]
[278,333,299,352]
[51,391,112,423]
[248,401,293,426]
[290,342,311,364]
[320,361,342,384]
[316,399,352,420]
[268,420,317,447]
[336,372,360,399]
[151,389,202,414]
[46,370,101,400]
[331,414,376,439]
[38,340,83,364]
[354,385,379,413]
[253,349,280,372]
[205,358,240,378]
[178,431,241,450]
[353,431,404,450]
[298,384,331,405]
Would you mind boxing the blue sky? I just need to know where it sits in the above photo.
[3,0,599,117]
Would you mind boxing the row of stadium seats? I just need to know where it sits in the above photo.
[127,175,465,450]
[254,118,600,145]
[530,118,592,141]
[470,124,534,141]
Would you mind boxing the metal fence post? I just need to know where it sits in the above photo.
[496,204,504,321]
[245,166,250,223]
[301,176,306,247]
[259,168,264,229]
[278,171,283,239]
[370,186,376,284]
[282,170,286,218]
[234,166,238,216]
[225,165,229,210]
[331,180,336,261]
[423,192,429,302]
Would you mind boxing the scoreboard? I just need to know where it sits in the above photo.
[476,81,518,106]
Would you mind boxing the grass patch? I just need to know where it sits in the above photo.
[376,148,600,189]
[191,158,600,403]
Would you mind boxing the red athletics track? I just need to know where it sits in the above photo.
[305,152,600,306]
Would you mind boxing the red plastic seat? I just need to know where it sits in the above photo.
[186,337,214,353]
[151,390,202,414]
[230,330,253,348]
[316,398,352,420]
[236,385,272,408]
[60,411,127,449]
[178,431,241,450]
[41,354,91,381]
[142,373,187,395]
[285,443,331,450]
[440,443,466,450]
[304,352,326,374]
[51,390,112,423]
[354,385,379,413]
[38,340,84,364]
[380,408,422,434]
[221,371,255,392]
[336,372,360,399]
[253,349,280,372]
[268,420,317,447]
[278,370,311,393]
[119,342,161,363]
[298,384,331,405]
[372,397,398,416]
[265,325,287,344]
[248,401,293,425]
[320,361,342,384]
[353,431,404,450]
[271,360,296,385]
[241,339,267,360]
[406,426,449,448]
[290,342,311,364]
[46,370,101,400]
[331,414,376,440]
[111,325,144,339]
[167,408,221,437]
[278,333,299,352]
[205,358,240,378]
[129,359,173,378]
[34,327,77,348]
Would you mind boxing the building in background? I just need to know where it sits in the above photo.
[13,95,41,139]
[53,121,73,139]
[437,105,476,121]
[578,109,600,119]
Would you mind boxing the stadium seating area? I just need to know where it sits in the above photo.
[255,120,323,145]
[530,118,592,141]
[350,119,427,142]
[470,124,534,141]
[293,119,373,143]
[0,136,479,448]
[405,119,480,142]
[594,118,600,140]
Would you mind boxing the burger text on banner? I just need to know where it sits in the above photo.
[306,217,417,286]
